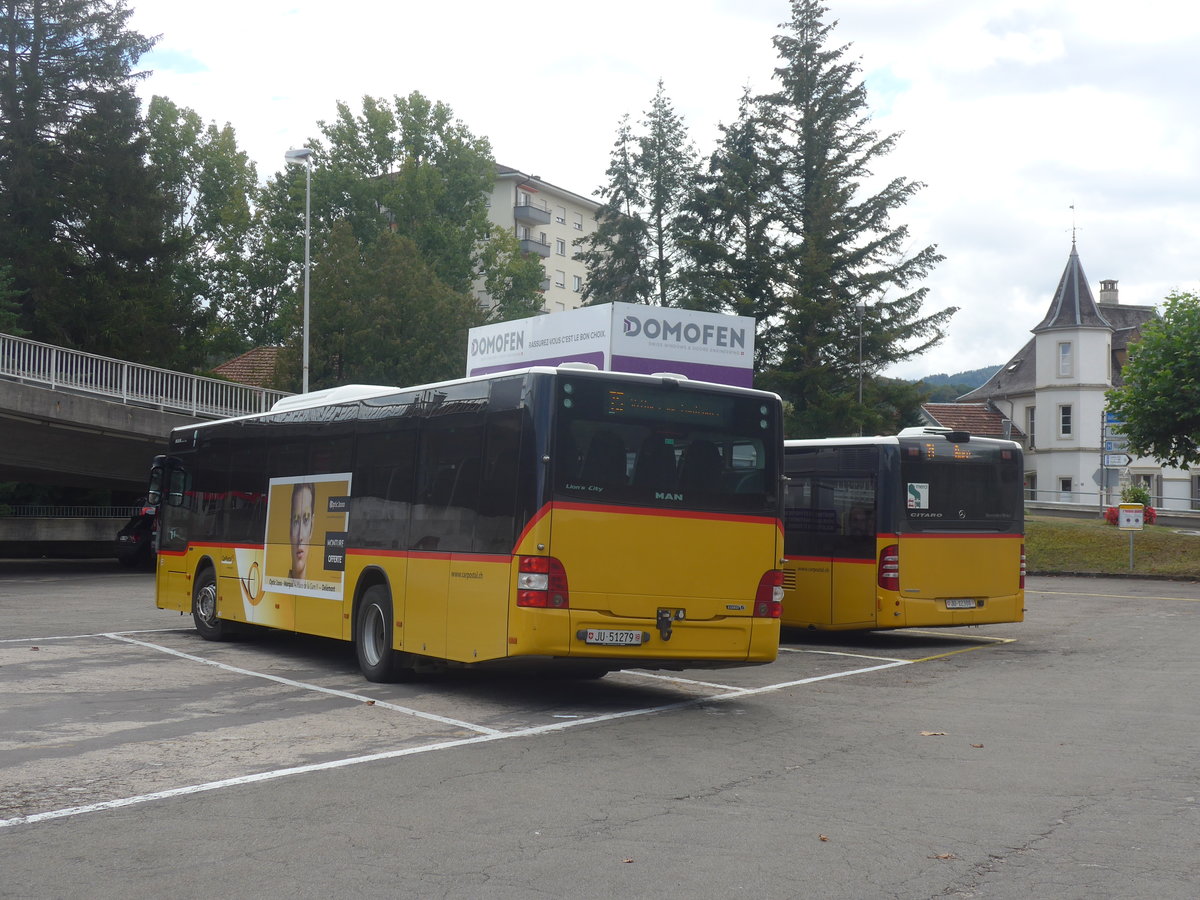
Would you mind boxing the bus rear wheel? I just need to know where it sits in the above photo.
[356,585,409,683]
[192,567,232,641]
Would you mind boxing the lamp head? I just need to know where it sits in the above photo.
[285,148,314,165]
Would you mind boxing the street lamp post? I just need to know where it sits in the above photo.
[284,148,314,393]
[856,301,867,435]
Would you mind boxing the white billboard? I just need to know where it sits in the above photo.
[466,302,754,387]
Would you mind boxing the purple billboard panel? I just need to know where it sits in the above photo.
[610,354,754,388]
[471,350,607,377]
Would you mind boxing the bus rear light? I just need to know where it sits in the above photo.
[754,570,784,618]
[1020,544,1026,589]
[517,556,570,608]
[878,545,900,592]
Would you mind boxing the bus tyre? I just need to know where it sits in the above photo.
[356,585,406,683]
[192,567,231,641]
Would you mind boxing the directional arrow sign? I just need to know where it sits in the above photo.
[1104,453,1133,467]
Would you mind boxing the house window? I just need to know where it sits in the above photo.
[554,269,566,288]
[1192,476,1200,511]
[1058,477,1072,502]
[556,238,566,256]
[1058,404,1072,437]
[1025,406,1036,449]
[1058,341,1073,377]
[518,225,530,240]
[572,274,582,292]
[1026,473,1037,502]
[555,206,566,224]
[573,212,583,231]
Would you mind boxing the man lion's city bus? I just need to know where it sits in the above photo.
[150,366,784,681]
[780,428,1024,630]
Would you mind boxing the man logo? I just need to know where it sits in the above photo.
[655,491,684,501]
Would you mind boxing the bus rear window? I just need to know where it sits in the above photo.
[901,443,1020,531]
[553,378,777,514]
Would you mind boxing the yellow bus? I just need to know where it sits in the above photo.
[150,366,784,681]
[780,428,1024,630]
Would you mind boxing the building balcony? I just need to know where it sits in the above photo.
[519,238,552,258]
[514,203,552,226]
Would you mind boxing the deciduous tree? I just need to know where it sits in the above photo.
[1106,290,1200,469]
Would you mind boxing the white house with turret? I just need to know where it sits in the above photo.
[921,241,1194,510]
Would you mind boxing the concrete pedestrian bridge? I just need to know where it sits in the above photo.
[0,333,289,556]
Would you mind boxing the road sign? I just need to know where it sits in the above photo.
[1104,439,1130,453]
[1103,424,1126,439]
[1105,411,1124,425]
[1104,453,1133,467]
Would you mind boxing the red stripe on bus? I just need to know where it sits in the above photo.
[783,555,874,565]
[900,532,1023,540]
[550,500,781,527]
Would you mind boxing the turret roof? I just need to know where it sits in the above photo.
[1032,242,1113,332]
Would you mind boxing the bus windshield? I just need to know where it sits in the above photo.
[900,440,1021,532]
[553,377,777,514]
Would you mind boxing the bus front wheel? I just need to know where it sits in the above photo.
[192,567,231,641]
[356,585,409,683]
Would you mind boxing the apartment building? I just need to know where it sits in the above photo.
[484,165,600,314]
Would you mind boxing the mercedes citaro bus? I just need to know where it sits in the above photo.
[780,428,1024,630]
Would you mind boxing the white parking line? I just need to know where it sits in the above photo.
[0,658,911,831]
[0,628,183,644]
[779,647,910,663]
[107,634,503,736]
[617,670,744,690]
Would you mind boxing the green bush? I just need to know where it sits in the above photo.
[1121,483,1152,506]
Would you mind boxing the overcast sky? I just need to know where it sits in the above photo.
[127,0,1199,380]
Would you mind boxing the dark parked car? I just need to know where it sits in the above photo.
[115,506,156,568]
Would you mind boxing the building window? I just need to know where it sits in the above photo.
[518,225,530,240]
[554,269,566,288]
[1026,406,1036,449]
[572,274,582,292]
[555,206,566,224]
[1192,476,1200,511]
[1058,404,1072,437]
[1026,473,1037,502]
[556,238,566,256]
[1058,477,1072,502]
[1057,341,1073,377]
[573,212,583,231]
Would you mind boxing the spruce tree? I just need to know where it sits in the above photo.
[637,80,697,307]
[679,88,783,367]
[760,0,953,435]
[0,1,188,364]
[576,113,652,306]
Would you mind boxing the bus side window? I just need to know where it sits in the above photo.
[477,412,521,553]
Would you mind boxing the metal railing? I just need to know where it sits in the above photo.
[0,332,291,419]
[0,505,141,518]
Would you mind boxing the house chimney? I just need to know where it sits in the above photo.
[1099,279,1119,305]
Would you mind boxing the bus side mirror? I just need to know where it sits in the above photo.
[167,469,187,507]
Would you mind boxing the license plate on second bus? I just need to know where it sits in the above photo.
[945,598,977,610]
[584,629,644,646]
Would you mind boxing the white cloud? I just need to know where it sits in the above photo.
[128,0,1200,380]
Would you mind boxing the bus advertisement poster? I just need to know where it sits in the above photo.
[263,473,353,600]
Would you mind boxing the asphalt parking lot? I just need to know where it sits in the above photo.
[1,561,1198,899]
